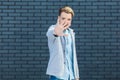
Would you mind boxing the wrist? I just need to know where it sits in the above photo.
[53,29,58,37]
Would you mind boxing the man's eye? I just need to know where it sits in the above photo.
[68,19,71,21]
[62,18,65,20]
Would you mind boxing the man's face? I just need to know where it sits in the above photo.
[58,12,72,28]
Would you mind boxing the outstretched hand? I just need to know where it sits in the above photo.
[54,18,70,36]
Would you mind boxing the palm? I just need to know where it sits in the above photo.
[55,25,65,36]
[54,19,69,36]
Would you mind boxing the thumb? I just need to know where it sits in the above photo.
[63,33,68,36]
[56,18,59,25]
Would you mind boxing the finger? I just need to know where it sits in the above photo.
[66,23,70,28]
[60,21,65,25]
[63,23,69,29]
[68,23,71,27]
[57,18,59,25]
[62,22,68,27]
[63,26,67,30]
[64,23,68,27]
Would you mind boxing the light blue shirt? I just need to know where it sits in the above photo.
[60,29,75,80]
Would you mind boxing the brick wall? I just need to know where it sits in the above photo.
[0,0,120,80]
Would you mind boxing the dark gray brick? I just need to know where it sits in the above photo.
[0,0,120,80]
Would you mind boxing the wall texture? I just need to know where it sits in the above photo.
[0,0,120,80]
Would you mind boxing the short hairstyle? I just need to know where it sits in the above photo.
[59,6,74,17]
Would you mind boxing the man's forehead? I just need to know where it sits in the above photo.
[60,12,72,18]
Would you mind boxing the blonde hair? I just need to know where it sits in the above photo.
[59,6,74,17]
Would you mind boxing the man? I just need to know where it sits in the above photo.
[46,6,79,80]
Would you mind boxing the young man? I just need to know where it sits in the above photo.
[46,6,79,80]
